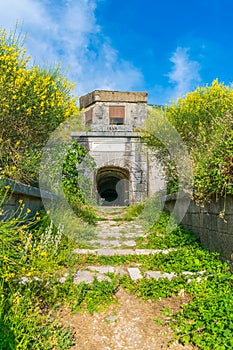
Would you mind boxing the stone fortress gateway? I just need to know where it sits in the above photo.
[71,90,165,206]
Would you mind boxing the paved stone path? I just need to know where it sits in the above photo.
[72,207,205,285]
[75,206,157,251]
[58,206,201,349]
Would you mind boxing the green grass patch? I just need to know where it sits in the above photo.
[0,199,118,349]
[122,203,145,221]
[136,212,199,249]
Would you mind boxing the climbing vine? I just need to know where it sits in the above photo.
[62,141,97,224]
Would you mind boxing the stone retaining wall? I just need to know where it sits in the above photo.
[163,193,233,264]
[1,179,57,219]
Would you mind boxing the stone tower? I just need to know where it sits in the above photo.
[71,90,164,206]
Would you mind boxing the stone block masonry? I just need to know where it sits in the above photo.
[163,193,233,268]
[1,178,57,219]
[73,90,165,206]
[80,90,148,109]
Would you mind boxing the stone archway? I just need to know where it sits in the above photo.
[96,166,130,206]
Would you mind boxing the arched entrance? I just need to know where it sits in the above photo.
[96,166,130,206]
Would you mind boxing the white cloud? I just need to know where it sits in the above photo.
[0,0,143,98]
[166,47,201,101]
[0,0,52,30]
[148,47,202,105]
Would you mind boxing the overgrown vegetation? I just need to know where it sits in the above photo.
[62,141,97,225]
[143,79,233,200]
[0,26,99,349]
[121,202,145,221]
[0,27,97,225]
[77,208,233,350]
[137,211,198,248]
[0,27,78,185]
[0,195,117,349]
[1,24,233,350]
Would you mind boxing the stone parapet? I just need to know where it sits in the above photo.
[1,179,57,219]
[163,193,233,268]
[80,90,148,109]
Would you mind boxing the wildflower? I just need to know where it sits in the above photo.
[26,208,31,214]
[15,140,21,147]
[19,199,23,204]
[2,272,15,281]
[13,293,20,305]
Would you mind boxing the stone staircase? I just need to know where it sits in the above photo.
[72,207,205,285]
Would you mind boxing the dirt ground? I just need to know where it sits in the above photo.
[58,288,196,350]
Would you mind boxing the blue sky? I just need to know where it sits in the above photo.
[0,0,232,104]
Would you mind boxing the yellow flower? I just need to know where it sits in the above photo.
[15,140,21,147]
[26,208,31,214]
[13,293,20,305]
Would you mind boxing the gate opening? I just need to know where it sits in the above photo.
[96,166,130,206]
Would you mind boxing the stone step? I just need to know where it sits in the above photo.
[73,270,112,285]
[96,232,145,239]
[18,267,207,286]
[127,267,143,281]
[73,248,175,256]
[87,239,137,248]
[88,239,123,247]
[71,265,206,284]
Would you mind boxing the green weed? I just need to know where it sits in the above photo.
[137,212,199,249]
[122,203,145,221]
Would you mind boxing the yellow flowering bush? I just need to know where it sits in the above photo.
[0,27,79,184]
[168,79,233,150]
[143,80,233,199]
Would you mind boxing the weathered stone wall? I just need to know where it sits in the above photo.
[72,127,165,204]
[74,90,165,205]
[1,179,56,219]
[83,101,147,126]
[80,90,148,109]
[163,193,233,264]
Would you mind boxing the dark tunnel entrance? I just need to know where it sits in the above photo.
[96,167,130,206]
